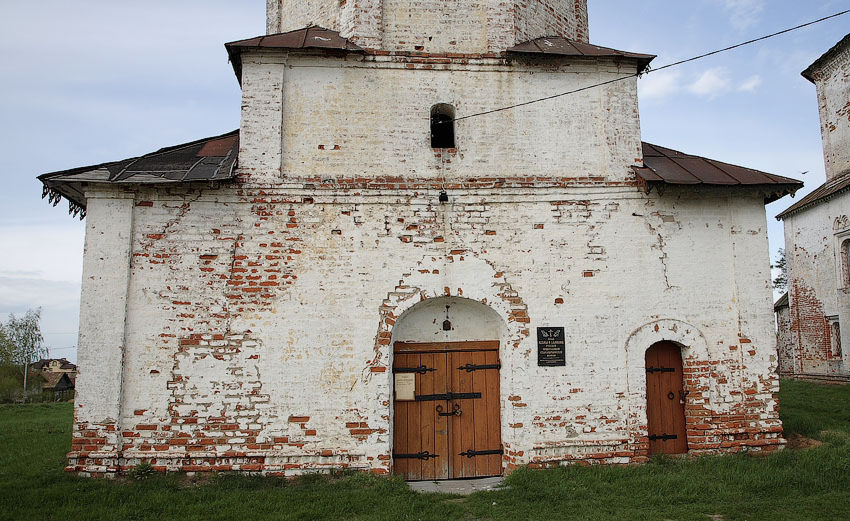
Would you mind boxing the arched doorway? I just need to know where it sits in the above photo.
[645,341,688,455]
[391,297,504,480]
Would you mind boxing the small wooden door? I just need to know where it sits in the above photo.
[392,341,502,480]
[645,341,688,455]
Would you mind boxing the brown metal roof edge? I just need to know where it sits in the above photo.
[802,32,850,82]
[645,142,804,185]
[776,174,850,220]
[637,142,803,204]
[38,130,239,184]
[226,26,365,84]
[506,36,655,73]
[38,130,240,218]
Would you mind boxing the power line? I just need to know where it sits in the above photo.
[454,9,850,123]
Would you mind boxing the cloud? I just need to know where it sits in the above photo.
[688,67,732,99]
[738,75,762,92]
[719,0,766,31]
[639,70,682,100]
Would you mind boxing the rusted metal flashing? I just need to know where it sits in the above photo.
[634,142,802,204]
[776,174,850,220]
[225,26,365,83]
[507,36,654,73]
[38,130,239,217]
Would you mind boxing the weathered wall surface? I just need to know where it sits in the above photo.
[67,35,783,477]
[782,194,850,376]
[775,304,795,375]
[810,39,850,181]
[239,53,642,186]
[268,0,340,35]
[265,0,590,51]
[67,181,783,476]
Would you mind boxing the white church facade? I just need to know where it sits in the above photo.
[40,1,801,478]
[776,33,850,380]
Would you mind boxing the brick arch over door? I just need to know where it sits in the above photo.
[369,254,531,464]
[623,319,710,453]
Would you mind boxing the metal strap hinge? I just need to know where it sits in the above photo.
[648,434,678,441]
[393,365,436,374]
[457,363,501,372]
[459,449,504,458]
[415,392,482,401]
[646,366,675,374]
[392,451,439,460]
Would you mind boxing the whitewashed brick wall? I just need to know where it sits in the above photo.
[265,0,590,51]
[810,39,850,181]
[782,194,850,376]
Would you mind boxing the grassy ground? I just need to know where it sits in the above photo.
[1,379,848,521]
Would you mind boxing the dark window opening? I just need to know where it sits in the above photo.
[430,104,455,149]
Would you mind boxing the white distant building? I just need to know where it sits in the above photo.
[40,1,800,478]
[777,33,850,379]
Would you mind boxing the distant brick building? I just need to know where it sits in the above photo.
[41,1,800,478]
[776,33,850,379]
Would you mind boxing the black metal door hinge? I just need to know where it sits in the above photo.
[648,434,678,441]
[646,366,675,374]
[393,451,439,460]
[393,365,436,374]
[415,392,481,401]
[457,363,501,372]
[459,449,504,458]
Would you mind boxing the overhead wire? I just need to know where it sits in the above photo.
[451,9,850,123]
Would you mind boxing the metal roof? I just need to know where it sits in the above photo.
[776,173,850,220]
[507,37,655,73]
[225,26,364,82]
[39,130,239,218]
[774,292,789,311]
[802,32,850,83]
[633,142,803,203]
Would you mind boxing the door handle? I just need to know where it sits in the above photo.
[437,403,462,416]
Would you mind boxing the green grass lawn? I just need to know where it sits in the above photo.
[1,379,848,521]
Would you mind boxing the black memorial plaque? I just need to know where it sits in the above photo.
[537,327,566,367]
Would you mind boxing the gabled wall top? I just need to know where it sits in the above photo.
[266,0,589,54]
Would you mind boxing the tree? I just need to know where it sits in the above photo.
[1,308,47,397]
[0,327,12,366]
[772,248,787,292]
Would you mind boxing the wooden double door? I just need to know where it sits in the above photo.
[645,341,688,455]
[392,341,502,480]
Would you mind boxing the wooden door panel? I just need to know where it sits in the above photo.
[471,351,488,478]
[393,342,502,480]
[392,352,449,480]
[422,352,449,480]
[645,342,688,455]
[483,350,503,476]
[392,353,413,478]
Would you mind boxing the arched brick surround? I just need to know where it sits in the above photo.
[372,254,530,470]
[624,319,710,458]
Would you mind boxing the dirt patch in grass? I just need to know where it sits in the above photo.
[786,433,824,450]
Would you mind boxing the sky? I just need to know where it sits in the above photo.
[1,0,847,363]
